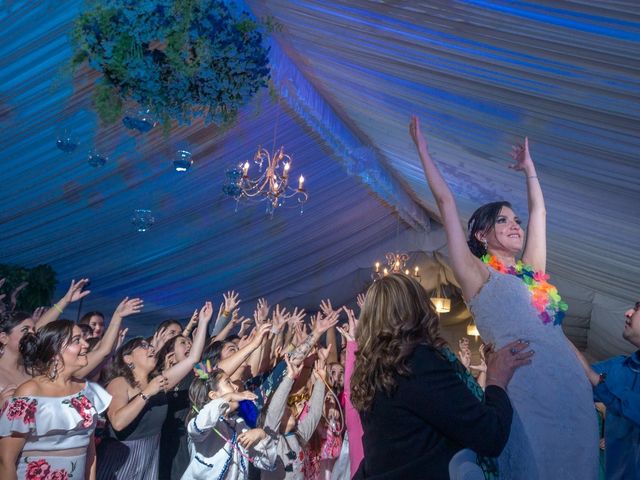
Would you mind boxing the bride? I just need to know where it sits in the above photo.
[409,116,598,479]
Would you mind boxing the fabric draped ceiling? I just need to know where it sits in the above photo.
[0,0,638,358]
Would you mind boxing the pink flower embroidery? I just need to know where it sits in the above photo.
[6,397,38,424]
[66,394,94,428]
[25,458,51,480]
[45,469,69,480]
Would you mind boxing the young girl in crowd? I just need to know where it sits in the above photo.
[0,320,112,480]
[182,362,277,479]
[261,352,327,479]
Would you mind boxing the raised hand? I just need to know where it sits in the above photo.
[31,306,48,323]
[314,310,340,335]
[62,278,91,304]
[199,301,214,324]
[237,317,253,338]
[288,307,306,327]
[237,428,267,450]
[271,305,288,333]
[320,299,338,317]
[509,137,534,173]
[114,297,144,318]
[144,375,168,396]
[338,306,358,342]
[409,115,428,152]
[223,390,258,403]
[313,357,327,382]
[253,298,269,326]
[10,282,28,310]
[152,327,172,352]
[356,293,365,313]
[116,328,128,350]
[223,290,240,314]
[183,309,199,336]
[251,323,272,344]
[285,353,304,380]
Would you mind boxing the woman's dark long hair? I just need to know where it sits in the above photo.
[350,274,445,412]
[19,319,75,376]
[0,311,31,336]
[466,201,513,257]
[105,337,154,388]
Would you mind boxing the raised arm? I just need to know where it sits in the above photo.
[163,301,213,389]
[35,278,91,329]
[510,138,546,272]
[106,375,167,432]
[76,297,143,378]
[409,116,486,300]
[215,323,272,376]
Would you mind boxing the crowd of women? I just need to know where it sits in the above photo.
[0,116,636,480]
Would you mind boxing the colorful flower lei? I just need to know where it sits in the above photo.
[481,254,568,325]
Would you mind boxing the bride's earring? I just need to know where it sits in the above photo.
[482,238,488,251]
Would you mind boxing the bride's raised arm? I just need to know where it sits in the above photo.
[409,116,487,300]
[508,138,546,272]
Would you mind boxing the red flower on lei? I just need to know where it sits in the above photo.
[6,397,38,424]
[64,393,94,428]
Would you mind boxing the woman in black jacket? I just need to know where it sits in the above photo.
[351,273,533,479]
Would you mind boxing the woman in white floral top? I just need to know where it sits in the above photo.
[0,320,111,480]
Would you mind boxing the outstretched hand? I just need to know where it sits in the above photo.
[114,297,144,318]
[62,279,91,304]
[509,137,534,173]
[223,291,240,313]
[409,115,428,152]
[199,301,214,324]
[314,310,340,335]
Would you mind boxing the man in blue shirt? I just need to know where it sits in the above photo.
[577,301,640,479]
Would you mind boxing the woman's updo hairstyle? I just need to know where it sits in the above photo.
[19,319,75,376]
[466,201,513,258]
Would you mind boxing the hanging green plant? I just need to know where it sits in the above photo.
[0,264,57,313]
[71,0,271,127]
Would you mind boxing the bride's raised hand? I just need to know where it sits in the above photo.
[409,115,428,152]
[508,137,535,173]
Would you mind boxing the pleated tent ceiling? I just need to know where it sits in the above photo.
[0,1,638,359]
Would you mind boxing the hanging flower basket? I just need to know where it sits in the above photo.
[71,0,271,127]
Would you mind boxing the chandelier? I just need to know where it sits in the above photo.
[223,145,308,216]
[372,252,420,279]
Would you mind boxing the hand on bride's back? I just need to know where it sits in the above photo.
[485,340,534,389]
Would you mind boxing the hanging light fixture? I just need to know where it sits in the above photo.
[372,252,420,280]
[430,266,451,313]
[131,209,155,232]
[173,149,193,172]
[122,107,156,133]
[372,217,420,280]
[466,320,480,338]
[222,109,308,216]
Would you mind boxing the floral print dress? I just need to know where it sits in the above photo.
[0,382,111,480]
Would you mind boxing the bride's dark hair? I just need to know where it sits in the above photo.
[350,274,445,412]
[467,201,513,257]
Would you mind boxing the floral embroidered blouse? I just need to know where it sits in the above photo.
[0,381,111,480]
